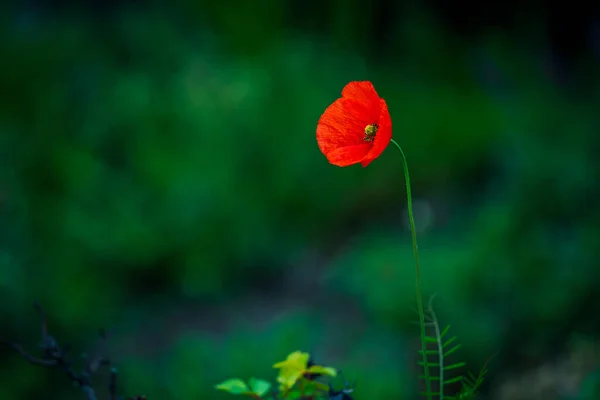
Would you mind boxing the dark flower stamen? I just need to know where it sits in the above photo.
[363,123,379,142]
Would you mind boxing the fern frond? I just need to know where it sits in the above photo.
[418,295,465,400]
[446,354,495,400]
[444,362,467,371]
[418,296,496,400]
[443,376,463,385]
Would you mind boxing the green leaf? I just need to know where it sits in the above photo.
[442,336,458,348]
[307,365,337,377]
[444,375,463,385]
[465,371,477,383]
[215,378,250,395]
[443,344,462,357]
[440,325,451,338]
[295,380,327,396]
[307,380,330,392]
[248,377,272,397]
[444,362,467,371]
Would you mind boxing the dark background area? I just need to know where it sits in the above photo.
[1,0,599,399]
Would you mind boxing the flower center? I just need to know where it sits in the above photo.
[363,123,379,142]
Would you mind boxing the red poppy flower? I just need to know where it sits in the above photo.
[316,81,392,167]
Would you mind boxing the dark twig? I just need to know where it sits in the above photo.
[0,302,145,400]
[0,339,57,366]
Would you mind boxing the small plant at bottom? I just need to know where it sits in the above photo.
[216,351,343,400]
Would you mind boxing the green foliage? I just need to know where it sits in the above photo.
[216,351,337,399]
[1,1,599,399]
[217,379,252,395]
[216,378,272,397]
[450,360,491,400]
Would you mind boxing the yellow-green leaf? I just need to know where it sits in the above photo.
[307,365,337,377]
[273,351,310,370]
[273,351,310,389]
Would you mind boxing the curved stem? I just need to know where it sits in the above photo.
[390,139,432,400]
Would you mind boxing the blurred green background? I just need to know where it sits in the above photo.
[1,1,599,399]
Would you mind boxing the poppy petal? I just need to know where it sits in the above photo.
[360,98,392,167]
[326,143,371,167]
[341,81,377,103]
[341,81,380,121]
[317,98,369,155]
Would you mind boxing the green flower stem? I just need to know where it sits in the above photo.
[390,138,432,400]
